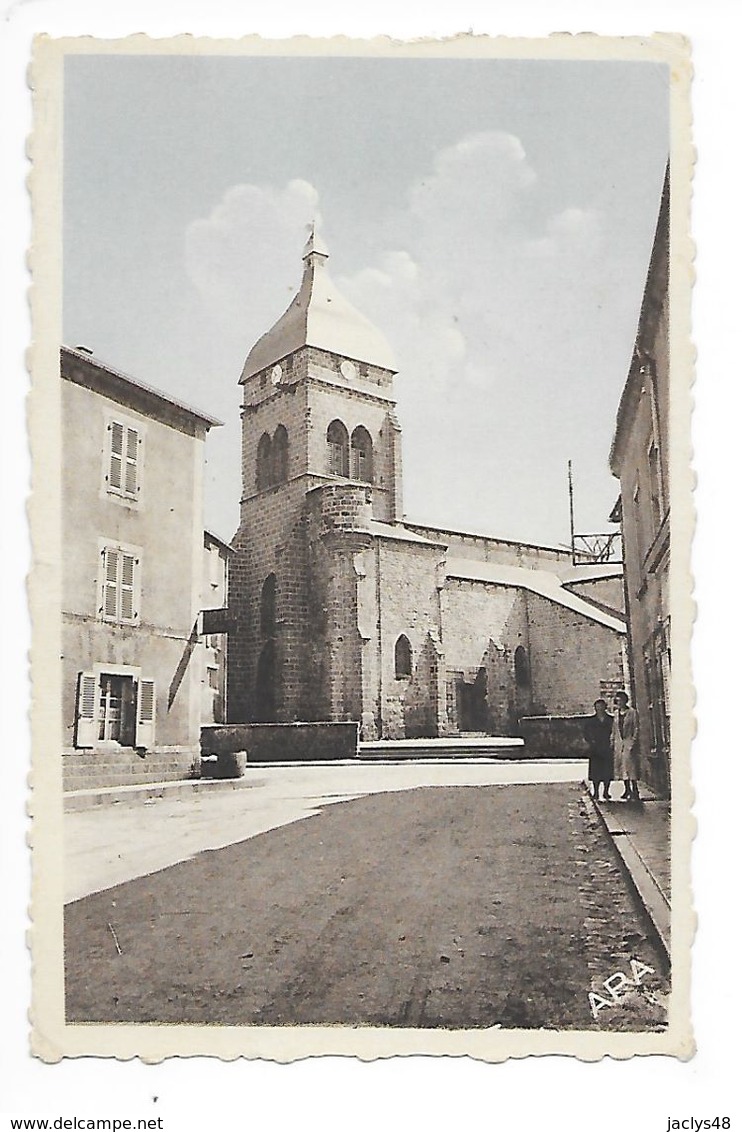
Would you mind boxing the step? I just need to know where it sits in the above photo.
[357,737,525,760]
[64,774,265,812]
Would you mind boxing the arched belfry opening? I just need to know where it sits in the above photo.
[256,432,272,492]
[272,425,289,484]
[327,420,349,477]
[351,426,373,483]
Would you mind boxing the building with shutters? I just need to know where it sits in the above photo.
[201,529,233,726]
[609,167,671,794]
[61,346,221,789]
[227,230,628,740]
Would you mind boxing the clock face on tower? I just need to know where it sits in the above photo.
[340,359,358,381]
[271,364,283,386]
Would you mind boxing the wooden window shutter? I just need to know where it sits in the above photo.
[120,553,136,621]
[74,672,98,747]
[102,547,120,620]
[135,679,156,749]
[109,421,124,490]
[124,427,139,497]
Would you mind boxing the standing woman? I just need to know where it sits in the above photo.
[584,699,613,801]
[612,691,641,800]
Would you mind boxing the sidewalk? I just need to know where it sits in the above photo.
[588,785,671,961]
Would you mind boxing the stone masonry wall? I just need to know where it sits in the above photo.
[240,379,308,499]
[201,721,357,762]
[305,483,373,723]
[562,576,625,617]
[228,478,311,723]
[405,524,575,571]
[372,539,446,739]
[305,362,399,523]
[441,580,530,733]
[232,339,402,728]
[524,591,625,717]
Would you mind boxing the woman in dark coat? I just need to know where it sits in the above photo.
[584,698,614,801]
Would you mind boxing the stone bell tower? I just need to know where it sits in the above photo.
[227,227,404,726]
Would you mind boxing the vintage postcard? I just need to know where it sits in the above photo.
[29,32,694,1061]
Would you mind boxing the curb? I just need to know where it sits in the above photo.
[63,774,265,813]
[585,788,671,966]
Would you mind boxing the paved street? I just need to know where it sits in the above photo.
[64,763,669,1031]
[64,759,589,902]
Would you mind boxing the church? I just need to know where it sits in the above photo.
[226,229,627,742]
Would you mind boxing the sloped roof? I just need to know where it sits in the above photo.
[204,528,236,555]
[445,557,626,633]
[240,229,398,382]
[62,346,223,428]
[363,520,448,548]
[557,563,623,584]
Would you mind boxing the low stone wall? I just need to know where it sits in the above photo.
[519,715,591,759]
[201,722,359,763]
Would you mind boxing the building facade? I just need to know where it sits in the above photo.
[609,169,671,793]
[61,346,221,788]
[227,231,627,740]
[201,529,233,726]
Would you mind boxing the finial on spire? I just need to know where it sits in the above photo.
[302,221,329,263]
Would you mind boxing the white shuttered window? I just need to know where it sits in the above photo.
[74,672,98,747]
[106,419,141,500]
[73,671,156,749]
[135,679,156,749]
[99,545,141,624]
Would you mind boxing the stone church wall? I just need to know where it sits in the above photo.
[305,375,398,522]
[440,579,531,732]
[305,483,372,724]
[562,575,625,617]
[370,539,446,739]
[524,591,625,717]
[227,478,311,724]
[241,379,308,485]
[405,524,574,571]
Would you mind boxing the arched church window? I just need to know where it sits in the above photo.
[327,420,349,477]
[256,432,272,492]
[260,573,277,638]
[514,645,531,688]
[394,634,412,679]
[272,425,289,484]
[351,426,373,483]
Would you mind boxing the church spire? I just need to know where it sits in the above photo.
[302,222,329,266]
[240,225,397,382]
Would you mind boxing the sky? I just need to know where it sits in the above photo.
[63,54,669,546]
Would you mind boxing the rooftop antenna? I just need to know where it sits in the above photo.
[568,460,576,565]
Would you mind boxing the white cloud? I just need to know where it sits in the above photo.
[526,207,602,260]
[410,131,536,227]
[185,178,320,334]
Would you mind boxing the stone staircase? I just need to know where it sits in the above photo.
[357,734,525,761]
[62,748,196,792]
